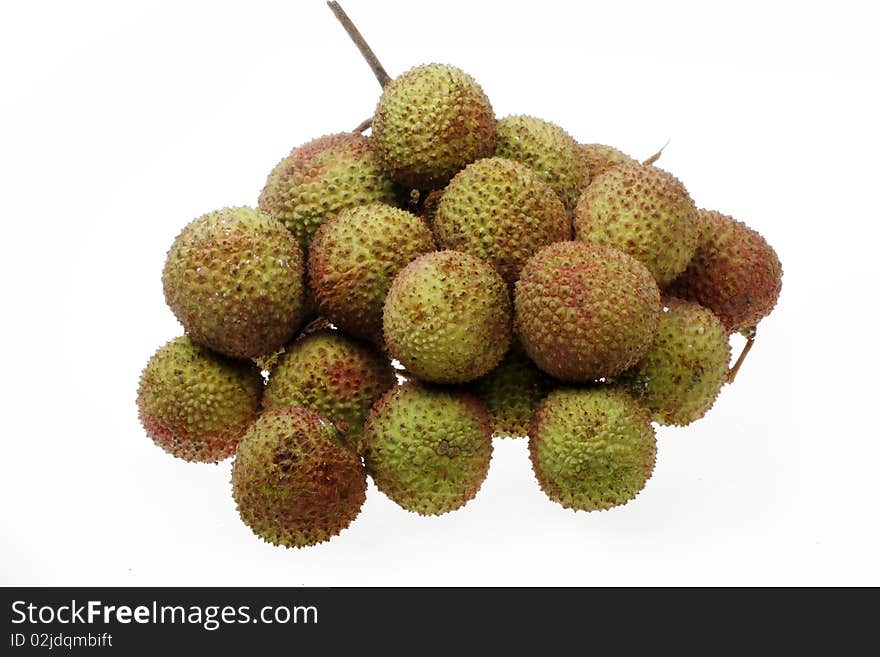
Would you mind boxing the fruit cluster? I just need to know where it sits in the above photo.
[137,15,782,549]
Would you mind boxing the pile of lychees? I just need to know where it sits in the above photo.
[137,5,782,548]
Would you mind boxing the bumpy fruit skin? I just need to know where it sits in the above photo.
[383,250,512,383]
[263,329,396,452]
[137,336,263,462]
[433,158,570,285]
[362,383,493,515]
[515,241,661,382]
[529,388,656,511]
[579,143,636,179]
[619,298,731,426]
[470,340,554,438]
[232,406,367,548]
[162,207,305,359]
[666,209,782,332]
[308,204,436,344]
[495,116,589,211]
[574,162,698,286]
[372,64,496,190]
[258,133,399,248]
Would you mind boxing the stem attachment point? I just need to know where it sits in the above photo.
[727,326,757,384]
[643,140,670,166]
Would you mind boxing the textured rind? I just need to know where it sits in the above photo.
[470,340,554,438]
[514,241,661,382]
[362,382,493,515]
[162,206,305,359]
[579,143,636,179]
[258,133,399,248]
[231,406,367,548]
[262,329,396,452]
[137,336,263,462]
[529,387,656,511]
[573,162,698,286]
[433,157,570,285]
[618,297,731,426]
[308,204,436,344]
[495,116,589,211]
[383,250,512,384]
[666,209,783,332]
[372,64,496,189]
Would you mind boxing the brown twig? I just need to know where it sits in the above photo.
[643,140,669,166]
[727,326,757,384]
[327,1,391,88]
[353,117,373,133]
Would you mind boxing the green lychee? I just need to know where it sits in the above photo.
[529,387,656,511]
[137,336,263,462]
[618,297,731,426]
[162,206,306,359]
[362,382,493,516]
[263,328,396,452]
[372,64,496,189]
[383,250,512,384]
[495,115,589,210]
[470,340,554,438]
[574,162,698,286]
[433,157,570,285]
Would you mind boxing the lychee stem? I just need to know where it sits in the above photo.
[727,326,757,383]
[327,1,392,88]
[643,140,669,166]
[353,117,373,133]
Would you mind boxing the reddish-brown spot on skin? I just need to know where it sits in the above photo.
[564,269,597,328]
[666,209,782,332]
[294,134,356,166]
[287,134,370,185]
[579,144,636,181]
[261,134,373,193]
[139,413,244,463]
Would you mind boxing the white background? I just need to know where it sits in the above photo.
[2,0,878,586]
